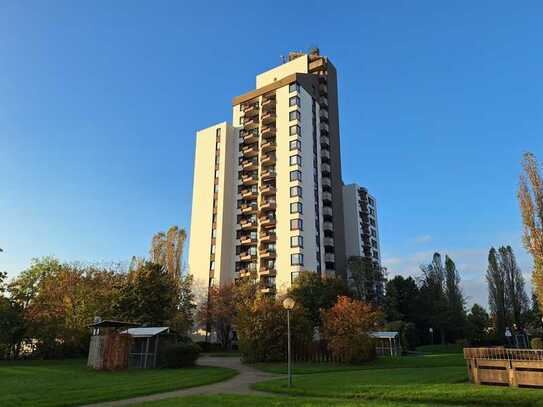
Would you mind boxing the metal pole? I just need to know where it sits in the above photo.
[287,308,292,387]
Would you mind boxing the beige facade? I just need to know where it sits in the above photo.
[189,50,369,294]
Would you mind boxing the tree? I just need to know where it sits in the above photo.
[384,275,420,323]
[196,283,236,349]
[288,271,349,327]
[150,226,187,279]
[347,256,386,307]
[467,304,490,345]
[487,247,507,340]
[419,253,448,343]
[444,256,466,341]
[321,296,381,363]
[0,272,25,359]
[115,261,178,325]
[498,246,529,328]
[518,152,543,314]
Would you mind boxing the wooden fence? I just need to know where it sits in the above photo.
[464,347,543,388]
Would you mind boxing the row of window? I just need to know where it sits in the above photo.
[209,127,222,276]
[289,87,304,267]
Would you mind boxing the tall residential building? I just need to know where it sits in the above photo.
[342,183,381,266]
[189,49,354,293]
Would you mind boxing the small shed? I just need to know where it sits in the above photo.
[121,327,171,369]
[371,331,401,357]
[87,320,139,370]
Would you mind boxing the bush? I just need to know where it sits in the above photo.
[321,296,380,363]
[384,321,419,352]
[160,342,201,368]
[195,341,223,352]
[531,337,543,349]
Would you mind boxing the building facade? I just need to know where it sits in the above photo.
[189,49,378,294]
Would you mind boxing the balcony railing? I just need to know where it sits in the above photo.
[242,159,258,170]
[242,131,259,144]
[323,221,334,231]
[261,139,276,152]
[260,216,276,227]
[241,174,258,185]
[261,154,276,166]
[260,185,276,195]
[322,206,333,216]
[321,149,331,160]
[261,111,276,125]
[320,109,329,121]
[322,191,332,201]
[261,169,276,180]
[240,219,257,229]
[241,189,257,199]
[321,135,330,146]
[261,126,276,138]
[260,199,276,210]
[323,236,334,246]
[242,144,259,157]
[320,96,328,107]
[260,231,276,242]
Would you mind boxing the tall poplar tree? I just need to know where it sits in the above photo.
[487,247,507,339]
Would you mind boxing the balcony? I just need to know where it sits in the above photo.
[240,234,256,245]
[243,131,258,144]
[322,191,332,202]
[320,96,328,107]
[242,144,259,157]
[244,103,259,117]
[261,97,275,111]
[261,139,276,152]
[323,236,334,246]
[242,159,258,170]
[241,174,258,185]
[323,221,334,231]
[260,199,276,210]
[240,252,257,262]
[260,231,276,242]
[240,203,257,214]
[261,154,276,166]
[260,184,276,196]
[260,249,276,259]
[261,126,276,138]
[261,111,276,125]
[244,116,259,130]
[322,176,331,187]
[319,83,328,94]
[322,206,333,216]
[240,219,257,230]
[321,149,331,160]
[320,109,329,121]
[320,122,329,133]
[241,189,257,199]
[325,253,335,262]
[260,215,276,228]
[259,267,276,276]
[321,135,330,146]
[261,168,276,181]
[321,163,331,174]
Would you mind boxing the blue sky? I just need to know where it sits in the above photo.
[1,1,542,307]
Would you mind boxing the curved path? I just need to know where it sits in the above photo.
[81,356,280,407]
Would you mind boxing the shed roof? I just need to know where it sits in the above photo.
[121,327,169,338]
[88,320,139,328]
[371,331,400,339]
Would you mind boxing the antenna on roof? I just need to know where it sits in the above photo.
[280,54,286,63]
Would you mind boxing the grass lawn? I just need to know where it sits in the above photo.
[253,353,543,406]
[0,358,236,407]
[139,394,433,406]
[416,343,464,354]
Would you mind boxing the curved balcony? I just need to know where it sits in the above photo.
[320,109,329,121]
[244,104,259,117]
[241,188,257,199]
[242,144,259,157]
[240,252,257,262]
[321,149,331,160]
[260,231,276,242]
[260,249,276,259]
[242,159,258,171]
[260,199,276,211]
[261,126,276,138]
[259,267,276,276]
[323,236,334,247]
[321,163,331,174]
[260,216,276,228]
[261,139,276,152]
[323,221,334,231]
[320,122,329,133]
[261,97,276,111]
[240,235,257,245]
[241,174,258,185]
[261,168,276,181]
[261,154,276,167]
[322,176,331,187]
[322,191,332,202]
[240,203,257,214]
[322,206,333,216]
[240,219,257,230]
[243,131,259,144]
[321,135,330,147]
[320,96,328,107]
[325,253,335,262]
[260,185,276,196]
[261,111,276,125]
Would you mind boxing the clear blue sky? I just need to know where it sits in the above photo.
[1,1,542,307]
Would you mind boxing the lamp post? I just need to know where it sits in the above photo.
[283,297,295,388]
[429,327,434,345]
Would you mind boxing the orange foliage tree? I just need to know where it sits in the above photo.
[321,296,381,363]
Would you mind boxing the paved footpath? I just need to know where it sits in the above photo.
[81,356,280,407]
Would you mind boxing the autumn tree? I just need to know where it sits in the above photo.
[196,283,236,349]
[519,152,543,314]
[150,226,187,279]
[0,272,25,359]
[321,296,381,363]
[347,256,386,307]
[288,271,349,327]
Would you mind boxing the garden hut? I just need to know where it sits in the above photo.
[87,319,138,370]
[371,331,401,356]
[121,327,172,368]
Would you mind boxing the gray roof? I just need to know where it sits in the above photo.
[121,327,169,338]
[371,331,399,339]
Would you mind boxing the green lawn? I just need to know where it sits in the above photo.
[140,394,433,406]
[416,343,464,354]
[252,352,465,374]
[253,355,543,406]
[0,358,236,407]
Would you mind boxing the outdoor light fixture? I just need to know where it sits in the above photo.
[283,297,295,387]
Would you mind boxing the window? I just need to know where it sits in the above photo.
[211,245,216,254]
[289,96,300,106]
[289,83,299,93]
[290,170,302,182]
[371,229,377,238]
[211,229,217,238]
[368,197,375,206]
[214,184,219,193]
[290,235,303,248]
[291,253,304,266]
[289,110,300,121]
[289,154,302,166]
[216,128,221,138]
[369,208,375,216]
[290,202,303,214]
[291,272,300,282]
[289,125,301,136]
[370,218,376,227]
[290,219,303,230]
[290,186,302,197]
[210,261,215,270]
[289,139,301,151]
